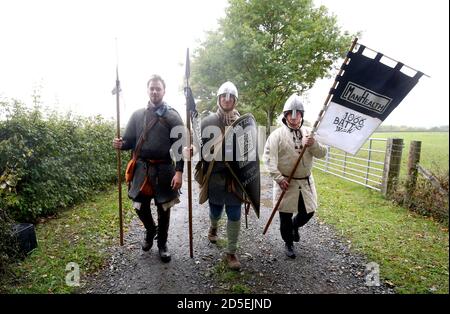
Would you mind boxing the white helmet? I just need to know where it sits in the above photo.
[217,81,238,103]
[282,93,304,119]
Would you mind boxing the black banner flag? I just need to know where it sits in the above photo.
[315,44,424,154]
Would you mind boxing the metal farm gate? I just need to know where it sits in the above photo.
[313,137,404,194]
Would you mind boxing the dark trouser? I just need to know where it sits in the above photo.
[135,200,171,248]
[279,192,314,245]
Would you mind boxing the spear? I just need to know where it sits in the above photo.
[113,38,124,245]
[184,48,194,258]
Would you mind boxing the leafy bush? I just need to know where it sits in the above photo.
[0,100,125,222]
[393,168,449,226]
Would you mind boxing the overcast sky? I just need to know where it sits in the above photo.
[1,0,448,128]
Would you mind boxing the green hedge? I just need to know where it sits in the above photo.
[0,208,20,275]
[0,100,125,222]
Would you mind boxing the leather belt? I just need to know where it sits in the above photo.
[282,174,311,189]
[143,159,172,164]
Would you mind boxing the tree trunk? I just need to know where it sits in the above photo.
[266,109,273,137]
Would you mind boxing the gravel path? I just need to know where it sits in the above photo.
[82,172,394,294]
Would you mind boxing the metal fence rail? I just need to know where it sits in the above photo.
[314,137,388,191]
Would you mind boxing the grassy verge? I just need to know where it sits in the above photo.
[314,171,449,294]
[0,185,134,293]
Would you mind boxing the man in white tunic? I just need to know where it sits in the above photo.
[263,94,327,258]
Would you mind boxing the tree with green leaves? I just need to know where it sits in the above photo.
[191,0,353,127]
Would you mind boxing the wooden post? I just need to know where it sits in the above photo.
[404,141,422,205]
[381,138,404,197]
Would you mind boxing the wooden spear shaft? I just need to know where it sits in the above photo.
[263,37,359,235]
[115,65,124,246]
[186,101,194,258]
[185,49,194,258]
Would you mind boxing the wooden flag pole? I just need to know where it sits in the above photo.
[185,48,194,258]
[263,37,359,235]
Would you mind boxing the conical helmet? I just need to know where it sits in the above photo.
[217,81,238,102]
[282,93,304,119]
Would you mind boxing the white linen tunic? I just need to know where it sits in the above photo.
[263,125,327,214]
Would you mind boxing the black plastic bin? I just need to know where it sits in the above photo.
[12,223,38,255]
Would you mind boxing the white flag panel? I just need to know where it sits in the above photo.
[315,102,382,155]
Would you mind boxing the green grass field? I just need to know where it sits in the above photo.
[372,132,449,171]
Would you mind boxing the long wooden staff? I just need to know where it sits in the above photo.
[185,48,194,258]
[263,37,359,235]
[114,39,124,245]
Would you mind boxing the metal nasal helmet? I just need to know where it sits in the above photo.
[217,81,238,103]
[282,93,304,119]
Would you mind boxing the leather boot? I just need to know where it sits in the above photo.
[225,253,241,270]
[285,243,296,259]
[158,244,171,263]
[142,229,156,252]
[208,226,218,243]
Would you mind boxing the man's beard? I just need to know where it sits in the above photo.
[151,97,163,106]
